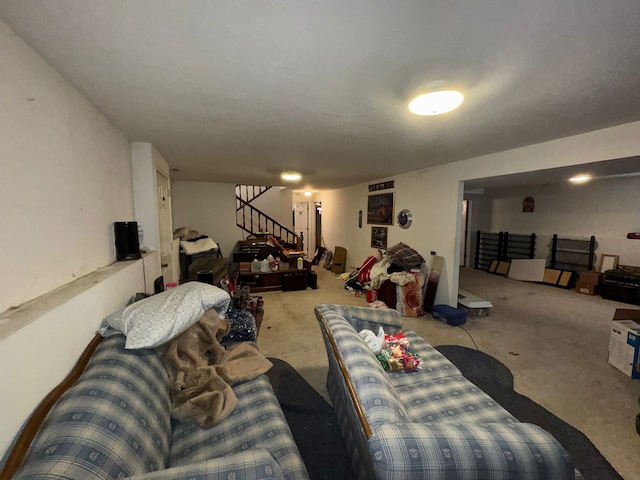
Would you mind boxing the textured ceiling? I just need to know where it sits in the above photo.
[1,0,639,190]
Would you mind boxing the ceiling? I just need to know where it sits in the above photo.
[2,1,639,191]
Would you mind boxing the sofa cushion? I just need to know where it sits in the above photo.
[396,374,517,425]
[385,330,461,388]
[14,335,172,480]
[126,450,283,479]
[169,375,308,480]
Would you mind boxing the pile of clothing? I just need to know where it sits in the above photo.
[346,242,427,317]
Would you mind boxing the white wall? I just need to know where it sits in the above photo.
[171,181,243,257]
[319,121,640,307]
[0,256,155,461]
[250,187,294,234]
[132,141,172,250]
[0,19,150,461]
[0,19,134,314]
[479,175,640,266]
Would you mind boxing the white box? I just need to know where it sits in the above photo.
[457,290,493,317]
[608,320,640,379]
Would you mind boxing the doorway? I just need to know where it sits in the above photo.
[315,202,322,251]
[156,171,176,284]
[293,201,310,258]
[460,200,470,267]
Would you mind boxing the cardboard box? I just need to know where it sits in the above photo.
[579,271,603,285]
[608,318,640,379]
[575,271,603,295]
[613,309,640,322]
[575,281,600,296]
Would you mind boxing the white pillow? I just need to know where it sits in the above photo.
[102,282,231,349]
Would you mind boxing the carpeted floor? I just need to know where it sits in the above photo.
[435,345,623,480]
[266,350,621,480]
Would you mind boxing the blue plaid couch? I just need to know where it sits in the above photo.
[315,304,576,480]
[12,334,309,480]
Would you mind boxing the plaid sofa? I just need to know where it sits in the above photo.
[315,304,576,480]
[12,334,309,480]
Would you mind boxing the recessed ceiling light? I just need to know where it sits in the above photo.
[568,174,593,184]
[408,90,464,116]
[280,171,302,182]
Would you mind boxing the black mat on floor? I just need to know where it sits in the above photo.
[265,358,354,480]
[435,345,623,480]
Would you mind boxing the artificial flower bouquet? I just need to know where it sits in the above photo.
[376,331,421,372]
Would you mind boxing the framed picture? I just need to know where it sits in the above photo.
[371,226,388,249]
[598,254,619,273]
[367,192,394,225]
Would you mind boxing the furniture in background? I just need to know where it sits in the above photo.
[176,234,228,285]
[549,235,597,272]
[231,237,281,263]
[331,246,347,274]
[474,231,536,271]
[237,258,312,293]
[600,266,640,305]
[315,304,576,480]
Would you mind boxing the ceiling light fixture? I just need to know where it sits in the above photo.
[280,171,302,182]
[568,174,593,184]
[304,191,312,197]
[408,89,464,116]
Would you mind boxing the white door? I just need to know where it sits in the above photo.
[293,201,311,258]
[156,171,176,284]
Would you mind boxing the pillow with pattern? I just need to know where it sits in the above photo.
[101,282,231,349]
[385,242,425,270]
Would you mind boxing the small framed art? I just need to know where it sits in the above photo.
[371,226,388,249]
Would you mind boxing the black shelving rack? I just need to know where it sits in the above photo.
[474,231,536,270]
[549,235,597,272]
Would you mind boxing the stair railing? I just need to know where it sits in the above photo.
[235,186,297,245]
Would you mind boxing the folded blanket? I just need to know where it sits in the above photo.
[162,309,272,428]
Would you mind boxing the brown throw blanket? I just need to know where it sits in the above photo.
[161,309,272,428]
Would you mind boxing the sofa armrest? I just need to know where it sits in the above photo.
[368,423,575,480]
[315,304,403,333]
[126,449,283,480]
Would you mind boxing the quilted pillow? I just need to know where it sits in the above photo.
[386,242,425,270]
[102,282,231,349]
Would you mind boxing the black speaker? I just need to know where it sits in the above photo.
[114,221,141,261]
[197,270,214,284]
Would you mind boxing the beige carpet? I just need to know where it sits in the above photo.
[256,265,640,480]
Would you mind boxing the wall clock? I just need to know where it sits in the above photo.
[397,209,413,229]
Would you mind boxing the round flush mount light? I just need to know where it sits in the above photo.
[568,173,593,184]
[408,90,464,116]
[280,171,302,182]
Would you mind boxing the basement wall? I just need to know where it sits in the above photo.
[0,19,146,460]
[476,175,640,267]
[171,181,243,257]
[317,121,640,307]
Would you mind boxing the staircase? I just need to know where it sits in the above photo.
[236,185,298,245]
